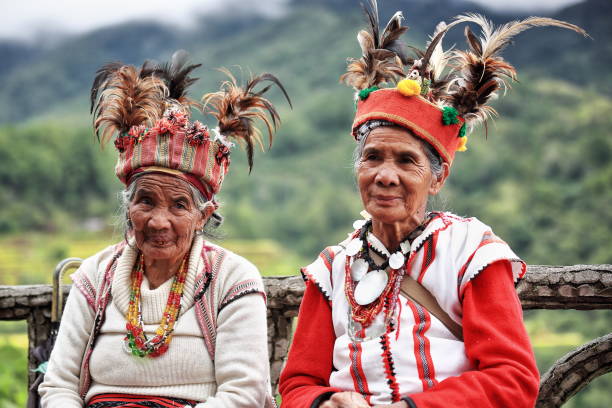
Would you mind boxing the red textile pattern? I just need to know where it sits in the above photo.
[115,113,228,201]
[87,392,197,407]
[406,300,437,390]
[278,280,341,407]
[379,330,400,401]
[408,261,539,407]
[348,341,372,404]
[417,231,439,283]
[279,261,539,407]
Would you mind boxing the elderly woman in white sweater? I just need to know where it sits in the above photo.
[39,51,290,407]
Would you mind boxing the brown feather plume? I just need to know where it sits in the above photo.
[202,69,292,171]
[407,21,460,102]
[341,0,408,90]
[446,13,589,126]
[140,50,202,111]
[417,21,458,79]
[90,61,123,114]
[91,65,167,144]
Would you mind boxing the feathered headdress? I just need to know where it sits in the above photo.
[203,69,292,171]
[444,14,588,128]
[90,63,168,145]
[90,50,290,200]
[140,49,202,112]
[340,0,408,91]
[345,1,589,163]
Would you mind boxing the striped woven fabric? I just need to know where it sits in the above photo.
[87,393,198,408]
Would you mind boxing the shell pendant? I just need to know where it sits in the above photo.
[388,251,405,269]
[350,258,369,282]
[354,269,388,305]
[345,238,363,256]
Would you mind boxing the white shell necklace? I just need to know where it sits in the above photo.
[346,221,414,306]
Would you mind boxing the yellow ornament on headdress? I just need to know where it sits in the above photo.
[397,79,421,97]
[457,136,468,152]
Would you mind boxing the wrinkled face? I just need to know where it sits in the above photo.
[357,126,445,232]
[128,173,205,263]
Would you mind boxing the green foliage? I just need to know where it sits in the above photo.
[0,338,27,407]
[0,123,119,234]
[445,80,612,265]
[525,309,612,408]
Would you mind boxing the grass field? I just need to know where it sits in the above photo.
[0,231,304,286]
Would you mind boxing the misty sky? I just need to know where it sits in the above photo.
[1,0,584,41]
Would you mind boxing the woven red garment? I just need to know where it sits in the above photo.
[87,393,197,407]
[116,123,228,201]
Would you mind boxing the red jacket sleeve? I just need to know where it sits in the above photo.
[407,260,540,407]
[279,279,342,407]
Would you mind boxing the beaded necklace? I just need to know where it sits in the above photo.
[344,216,432,337]
[124,253,189,358]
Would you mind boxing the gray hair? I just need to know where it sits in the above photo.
[352,121,444,179]
[119,174,223,240]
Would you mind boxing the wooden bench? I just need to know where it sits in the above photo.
[1,264,610,407]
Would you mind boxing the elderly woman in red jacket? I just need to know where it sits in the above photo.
[279,2,587,407]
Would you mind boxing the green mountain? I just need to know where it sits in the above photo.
[1,0,609,124]
[0,0,610,265]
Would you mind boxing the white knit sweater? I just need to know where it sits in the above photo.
[39,236,271,407]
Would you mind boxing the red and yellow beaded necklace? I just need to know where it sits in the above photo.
[343,227,405,331]
[344,216,432,336]
[124,253,189,358]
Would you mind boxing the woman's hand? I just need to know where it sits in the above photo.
[371,402,409,408]
[319,391,370,408]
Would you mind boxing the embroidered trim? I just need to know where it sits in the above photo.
[300,267,333,305]
[320,247,335,272]
[416,231,439,283]
[194,251,214,302]
[218,289,265,312]
[300,246,336,302]
[407,300,437,390]
[348,341,371,404]
[194,246,226,361]
[219,278,266,311]
[459,257,525,298]
[71,271,96,310]
[410,212,450,256]
[87,392,197,407]
[78,244,124,399]
[379,332,400,402]
[195,293,218,361]
[456,231,526,299]
[443,213,474,222]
